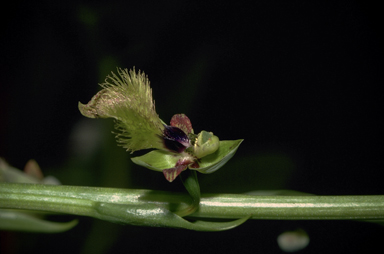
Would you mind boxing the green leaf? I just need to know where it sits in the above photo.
[0,210,78,233]
[196,139,243,174]
[131,140,244,174]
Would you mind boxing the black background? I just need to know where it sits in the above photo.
[1,1,383,253]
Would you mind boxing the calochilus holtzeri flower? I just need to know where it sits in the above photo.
[79,68,243,182]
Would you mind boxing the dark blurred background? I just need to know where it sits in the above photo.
[1,1,383,253]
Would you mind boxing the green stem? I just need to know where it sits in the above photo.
[1,183,384,221]
[196,194,384,220]
[176,170,200,217]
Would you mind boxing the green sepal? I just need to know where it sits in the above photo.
[195,139,243,174]
[131,140,243,174]
[131,150,179,172]
[0,210,78,233]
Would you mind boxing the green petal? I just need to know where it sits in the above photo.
[131,140,243,174]
[163,165,188,182]
[194,139,243,174]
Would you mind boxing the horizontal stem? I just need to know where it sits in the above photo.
[1,183,384,220]
[196,194,384,219]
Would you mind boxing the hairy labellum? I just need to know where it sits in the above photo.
[78,68,165,152]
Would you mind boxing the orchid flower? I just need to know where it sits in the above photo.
[79,68,242,182]
[0,158,77,232]
[0,158,60,185]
